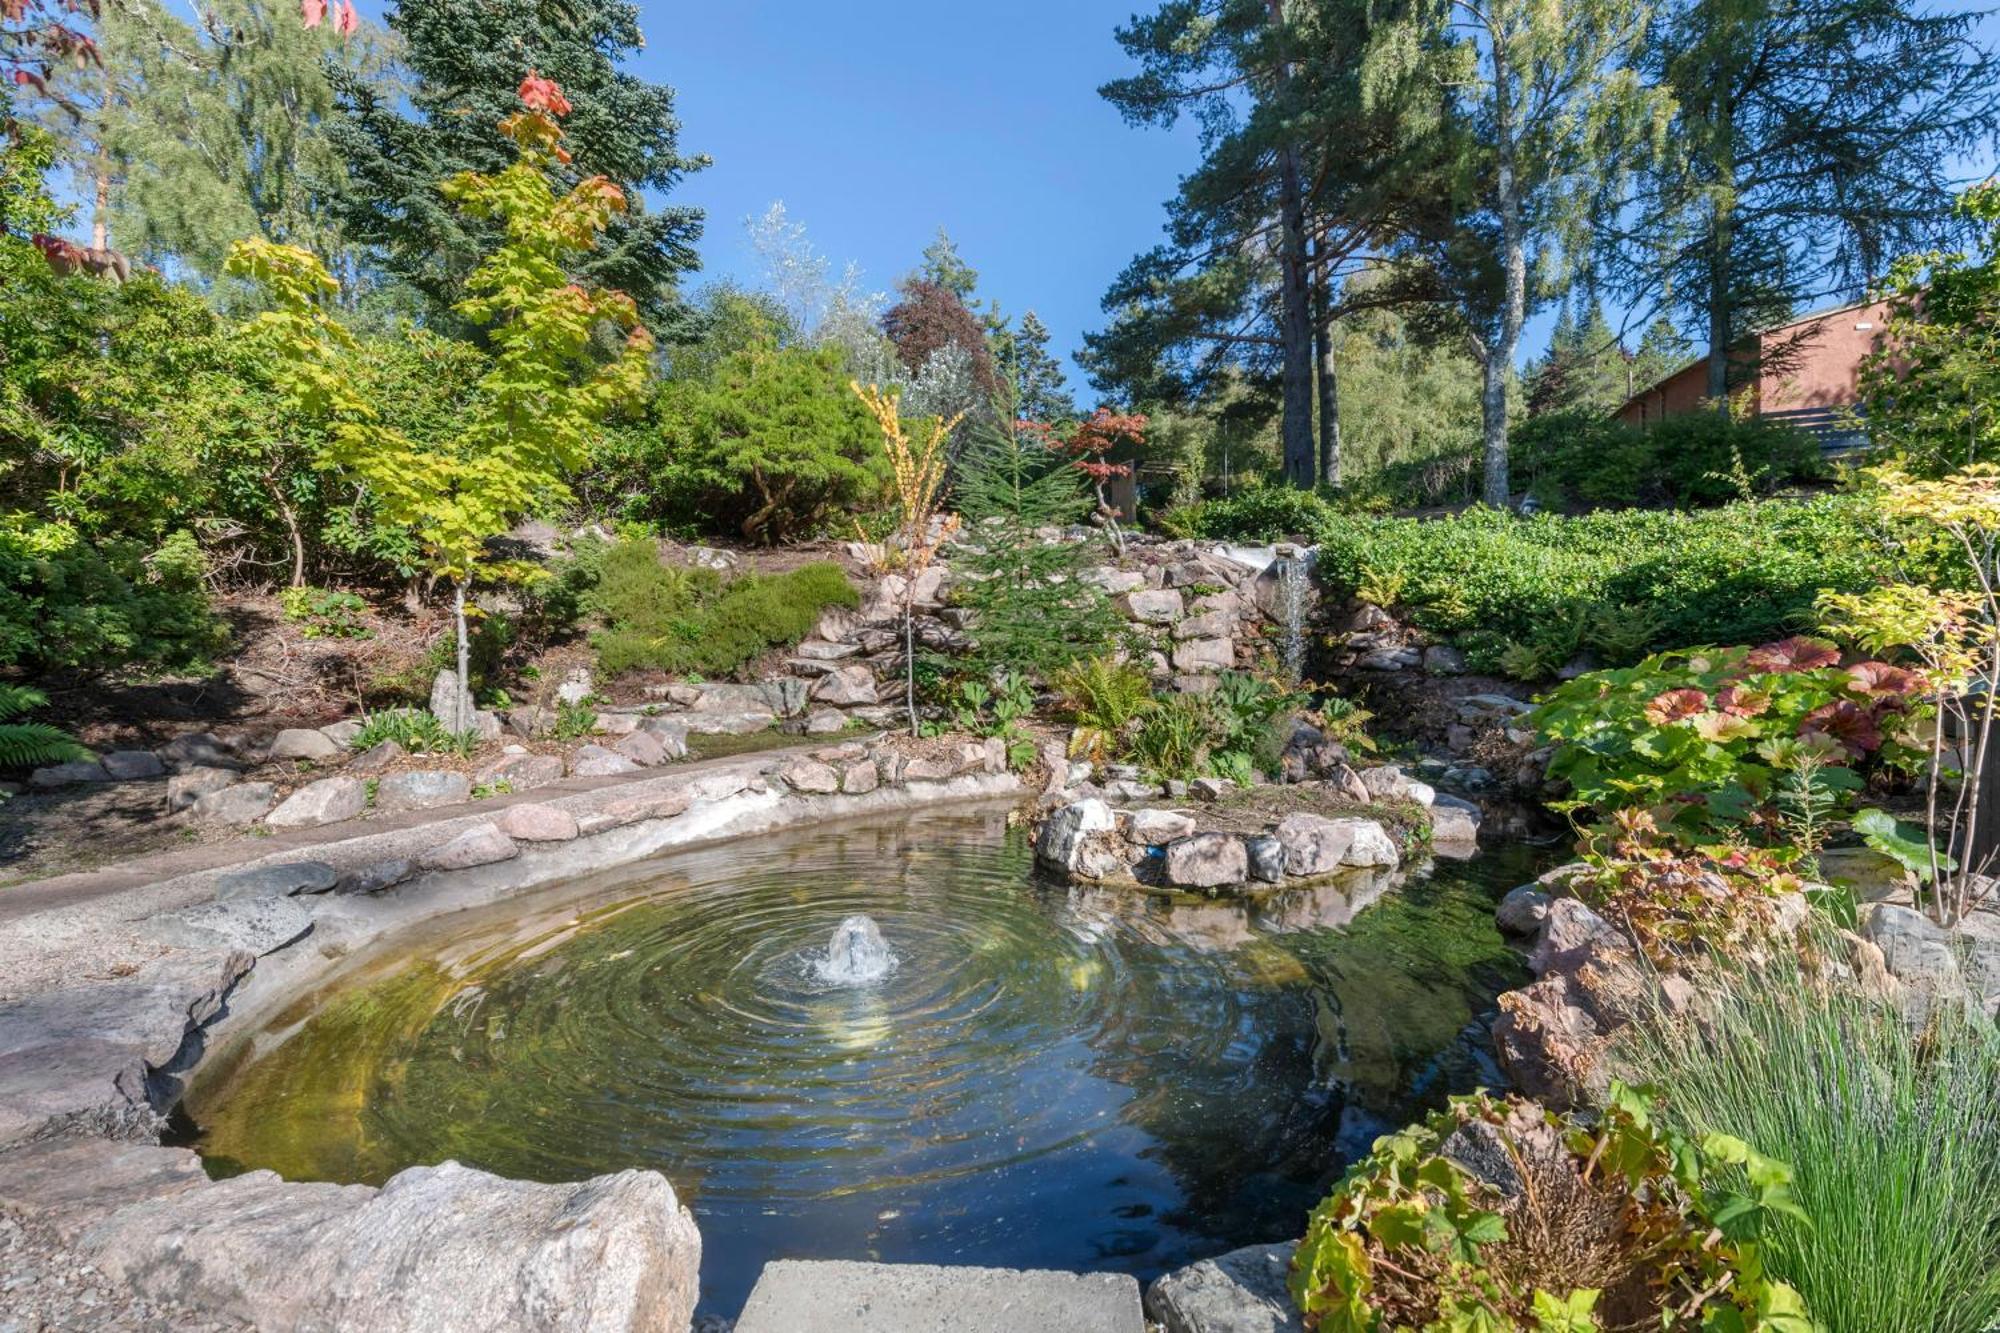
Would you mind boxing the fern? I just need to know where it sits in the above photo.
[0,686,89,769]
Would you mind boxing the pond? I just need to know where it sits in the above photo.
[179,806,1544,1319]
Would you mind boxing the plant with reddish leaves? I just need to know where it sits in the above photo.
[1020,407,1146,553]
[1533,639,1926,836]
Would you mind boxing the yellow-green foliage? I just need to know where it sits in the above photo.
[585,538,857,678]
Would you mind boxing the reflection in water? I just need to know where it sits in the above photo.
[183,807,1542,1318]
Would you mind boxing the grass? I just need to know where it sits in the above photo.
[1620,946,2000,1333]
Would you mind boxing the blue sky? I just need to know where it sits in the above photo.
[632,1,1200,395]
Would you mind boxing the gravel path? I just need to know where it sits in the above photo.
[0,1206,247,1332]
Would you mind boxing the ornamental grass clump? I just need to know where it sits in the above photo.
[1622,952,2000,1333]
[1290,1085,1812,1332]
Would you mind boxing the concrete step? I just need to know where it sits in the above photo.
[733,1260,1145,1333]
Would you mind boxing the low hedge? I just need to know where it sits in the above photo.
[1311,496,1883,668]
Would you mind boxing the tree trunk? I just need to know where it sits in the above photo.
[903,596,918,736]
[1315,295,1342,489]
[91,167,109,252]
[1703,88,1737,416]
[1277,146,1316,489]
[1705,222,1734,415]
[267,478,306,588]
[452,579,473,731]
[1484,27,1527,510]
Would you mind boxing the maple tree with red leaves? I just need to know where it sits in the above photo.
[2,0,98,108]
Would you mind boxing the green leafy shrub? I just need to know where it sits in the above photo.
[1513,409,1824,510]
[1290,1084,1812,1332]
[1157,482,1338,542]
[0,684,89,770]
[583,538,858,678]
[1123,672,1298,783]
[350,709,474,756]
[1624,950,2000,1333]
[0,521,223,673]
[1313,497,1882,668]
[933,672,1037,768]
[279,586,372,639]
[552,699,598,741]
[1533,639,1925,831]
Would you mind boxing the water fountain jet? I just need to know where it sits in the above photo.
[815,914,896,985]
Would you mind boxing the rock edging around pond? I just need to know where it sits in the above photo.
[1033,763,1479,894]
[0,734,1022,1333]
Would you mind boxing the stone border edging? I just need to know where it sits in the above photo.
[0,735,1024,1333]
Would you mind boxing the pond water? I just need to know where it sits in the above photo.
[181,806,1542,1318]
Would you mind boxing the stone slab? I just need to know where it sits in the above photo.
[1145,1243,1302,1333]
[735,1260,1144,1333]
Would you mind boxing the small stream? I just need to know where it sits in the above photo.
[179,806,1545,1318]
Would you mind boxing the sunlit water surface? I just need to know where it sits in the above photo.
[183,806,1542,1317]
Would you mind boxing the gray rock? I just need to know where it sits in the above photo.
[494,803,579,843]
[1171,637,1235,674]
[1496,885,1552,936]
[47,1149,700,1333]
[474,753,565,792]
[1189,777,1236,802]
[0,952,253,1144]
[317,719,365,748]
[593,712,640,736]
[504,705,554,740]
[1175,610,1236,641]
[1338,818,1399,867]
[265,777,367,829]
[420,824,518,872]
[101,750,165,781]
[677,710,777,736]
[149,897,314,956]
[188,782,276,826]
[345,740,405,774]
[781,759,841,794]
[214,862,337,900]
[805,708,848,735]
[1083,567,1148,595]
[840,759,880,795]
[554,666,594,706]
[1274,814,1356,877]
[158,732,235,771]
[612,730,673,768]
[568,745,640,778]
[1423,645,1468,675]
[374,770,472,813]
[1164,833,1249,889]
[1036,799,1118,876]
[428,667,476,733]
[794,640,860,662]
[1128,809,1198,846]
[1146,1242,1302,1333]
[268,729,343,762]
[1861,904,1968,1016]
[338,859,416,894]
[28,760,109,789]
[1245,836,1287,884]
[737,1260,1140,1333]
[1123,588,1186,624]
[166,766,238,812]
[811,664,879,707]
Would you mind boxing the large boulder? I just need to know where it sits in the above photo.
[374,770,472,813]
[6,1141,701,1333]
[1035,800,1122,880]
[811,665,879,707]
[1123,588,1186,624]
[147,898,314,958]
[165,766,238,813]
[1127,809,1197,847]
[188,782,276,826]
[268,729,342,762]
[1145,1242,1302,1333]
[101,750,166,781]
[1164,834,1249,889]
[568,745,639,778]
[419,825,517,872]
[265,777,367,829]
[475,753,566,792]
[1171,638,1234,674]
[28,760,109,790]
[214,862,337,900]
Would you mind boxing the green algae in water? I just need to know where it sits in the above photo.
[184,808,1545,1317]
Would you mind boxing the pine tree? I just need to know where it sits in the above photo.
[326,0,705,332]
[1011,311,1074,424]
[1620,0,2000,409]
[918,228,979,305]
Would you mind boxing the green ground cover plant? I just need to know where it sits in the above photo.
[1512,411,1823,510]
[1290,1084,1812,1332]
[1622,953,2000,1333]
[582,536,857,678]
[1315,498,1882,670]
